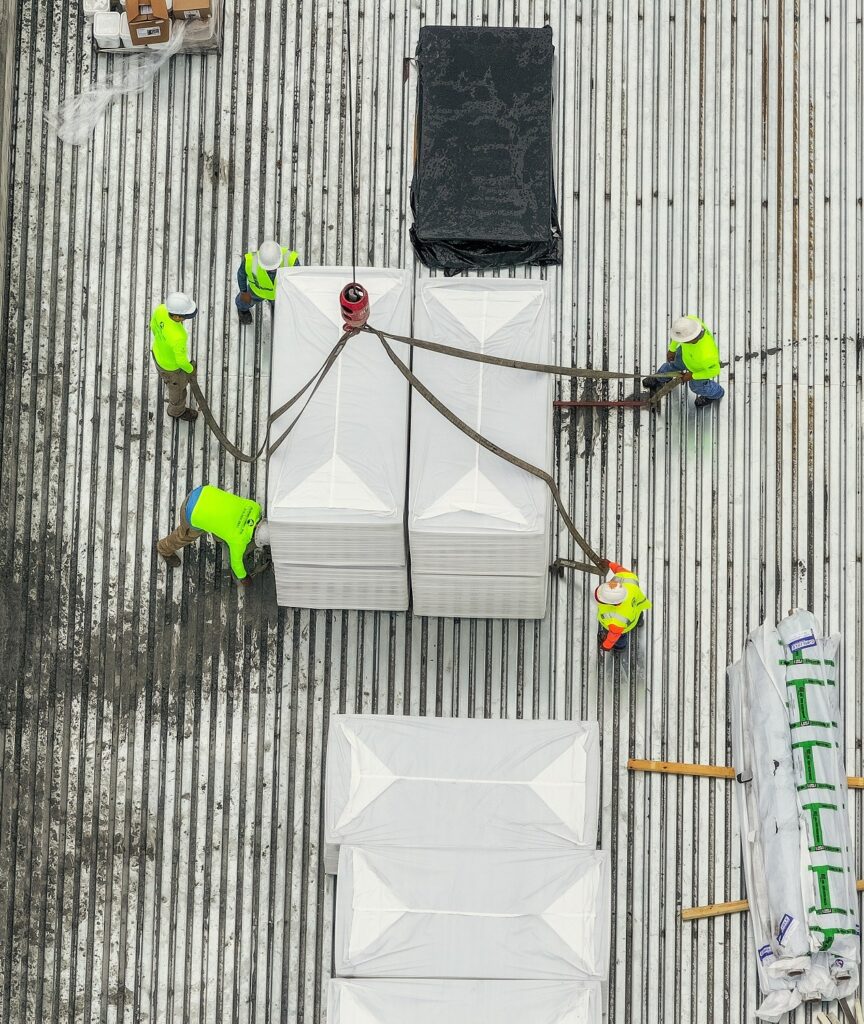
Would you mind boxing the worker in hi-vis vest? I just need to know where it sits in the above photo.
[594,561,651,653]
[150,292,199,422]
[642,315,724,407]
[235,239,300,325]
[157,485,271,584]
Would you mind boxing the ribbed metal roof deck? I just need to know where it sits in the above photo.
[1,1,862,1021]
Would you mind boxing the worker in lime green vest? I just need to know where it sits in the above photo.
[150,291,199,421]
[642,315,724,407]
[156,485,271,584]
[594,561,651,653]
[235,239,300,325]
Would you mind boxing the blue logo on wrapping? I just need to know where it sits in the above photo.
[788,634,817,652]
[758,944,774,962]
[777,913,794,943]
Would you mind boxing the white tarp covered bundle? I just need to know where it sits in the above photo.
[334,845,610,981]
[267,267,411,610]
[327,978,602,1024]
[408,279,553,619]
[324,715,600,872]
[730,611,859,1022]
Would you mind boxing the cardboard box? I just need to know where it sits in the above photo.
[126,0,170,44]
[172,0,210,20]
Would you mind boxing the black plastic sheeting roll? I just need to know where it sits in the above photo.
[409,26,563,275]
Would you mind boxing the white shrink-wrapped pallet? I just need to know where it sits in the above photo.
[324,715,600,872]
[334,845,610,981]
[327,979,602,1024]
[409,278,553,619]
[267,267,411,610]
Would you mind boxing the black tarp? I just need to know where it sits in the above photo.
[410,26,562,274]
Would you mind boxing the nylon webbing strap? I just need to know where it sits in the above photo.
[365,326,686,381]
[368,327,607,573]
[186,331,354,463]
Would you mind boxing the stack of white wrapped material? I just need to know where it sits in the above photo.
[267,268,412,610]
[325,715,609,1022]
[730,611,859,1022]
[408,279,553,619]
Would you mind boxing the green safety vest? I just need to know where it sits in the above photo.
[669,316,721,380]
[596,571,652,635]
[189,485,262,580]
[150,304,193,372]
[244,247,300,300]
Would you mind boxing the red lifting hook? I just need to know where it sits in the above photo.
[340,282,370,330]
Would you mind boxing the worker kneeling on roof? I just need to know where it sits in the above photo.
[157,485,271,585]
[235,239,300,325]
[643,315,724,407]
[594,561,651,653]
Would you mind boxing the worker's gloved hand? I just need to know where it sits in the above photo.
[241,291,253,303]
[681,370,693,381]
[666,349,676,362]
[238,577,251,587]
[599,557,611,571]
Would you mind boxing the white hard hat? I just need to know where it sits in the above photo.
[257,240,283,270]
[670,316,703,343]
[165,291,198,317]
[595,581,627,605]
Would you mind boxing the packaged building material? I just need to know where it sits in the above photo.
[730,611,859,1022]
[267,267,411,610]
[126,0,170,44]
[409,278,553,618]
[334,845,610,981]
[82,0,110,18]
[324,715,600,872]
[327,979,602,1024]
[172,0,210,19]
[410,27,562,273]
[93,11,122,47]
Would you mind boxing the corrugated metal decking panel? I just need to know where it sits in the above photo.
[1,2,862,1023]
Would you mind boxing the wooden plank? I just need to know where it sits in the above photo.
[683,880,864,921]
[627,757,736,780]
[628,757,864,788]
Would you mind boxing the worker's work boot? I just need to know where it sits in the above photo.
[238,310,253,326]
[694,396,719,409]
[641,375,663,391]
[156,541,182,569]
[172,407,198,422]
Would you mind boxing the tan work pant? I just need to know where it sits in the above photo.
[155,363,191,417]
[157,508,203,559]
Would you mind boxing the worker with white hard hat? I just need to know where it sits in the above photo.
[235,238,300,325]
[594,560,651,653]
[642,315,724,407]
[149,292,199,422]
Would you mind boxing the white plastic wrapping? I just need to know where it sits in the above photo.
[409,278,553,619]
[267,267,411,610]
[730,612,859,1021]
[47,22,187,145]
[334,845,610,981]
[324,715,601,872]
[327,978,602,1024]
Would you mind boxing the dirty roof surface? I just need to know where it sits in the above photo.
[2,1,863,1022]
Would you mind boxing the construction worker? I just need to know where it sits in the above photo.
[642,315,724,407]
[156,485,271,585]
[150,292,199,421]
[595,561,651,653]
[235,239,300,324]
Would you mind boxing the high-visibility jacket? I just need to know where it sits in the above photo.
[150,304,193,373]
[244,247,300,300]
[596,562,652,649]
[668,316,721,380]
[188,485,262,580]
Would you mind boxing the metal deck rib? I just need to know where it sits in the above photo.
[1,2,862,1022]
